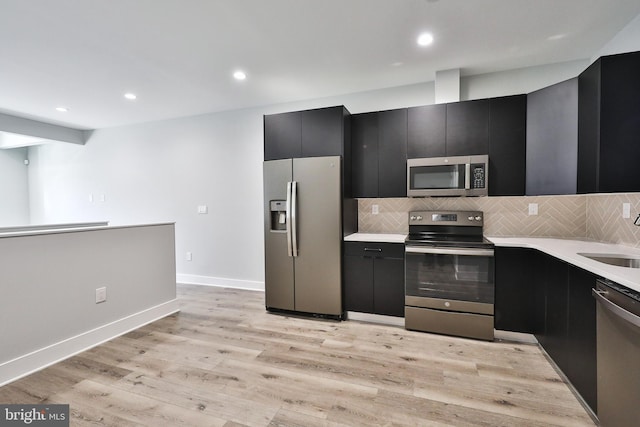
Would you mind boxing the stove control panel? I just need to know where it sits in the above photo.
[408,210,484,227]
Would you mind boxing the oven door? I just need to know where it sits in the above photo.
[405,246,495,305]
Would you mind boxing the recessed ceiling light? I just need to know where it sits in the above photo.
[55,107,68,112]
[417,32,434,46]
[124,93,137,100]
[233,70,247,80]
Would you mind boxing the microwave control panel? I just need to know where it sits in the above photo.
[471,164,486,189]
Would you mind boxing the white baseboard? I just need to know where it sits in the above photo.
[177,273,264,292]
[346,311,405,327]
[0,299,180,387]
[494,329,538,344]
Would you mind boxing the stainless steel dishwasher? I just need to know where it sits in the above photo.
[592,279,640,426]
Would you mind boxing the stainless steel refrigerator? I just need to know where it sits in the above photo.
[263,156,343,318]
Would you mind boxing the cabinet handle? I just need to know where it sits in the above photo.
[364,248,382,252]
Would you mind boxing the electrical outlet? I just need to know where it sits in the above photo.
[99,194,106,202]
[186,251,192,261]
[528,203,538,216]
[197,205,208,214]
[372,204,379,215]
[623,203,631,219]
[95,287,107,304]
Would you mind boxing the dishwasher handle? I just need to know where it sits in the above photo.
[593,288,640,329]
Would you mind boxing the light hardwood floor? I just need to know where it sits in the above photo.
[0,285,596,426]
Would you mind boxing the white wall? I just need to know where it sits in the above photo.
[25,59,598,289]
[461,59,588,101]
[594,12,640,59]
[0,148,29,225]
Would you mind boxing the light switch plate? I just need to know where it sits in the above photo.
[197,205,208,214]
[95,287,107,304]
[528,203,538,216]
[186,251,192,261]
[623,203,631,219]
[372,204,379,215]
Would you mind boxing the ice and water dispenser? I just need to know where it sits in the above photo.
[269,200,287,231]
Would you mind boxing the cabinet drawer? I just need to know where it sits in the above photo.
[344,242,404,258]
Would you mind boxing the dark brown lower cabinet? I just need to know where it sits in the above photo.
[494,248,538,332]
[344,242,404,317]
[495,247,597,414]
[566,266,598,412]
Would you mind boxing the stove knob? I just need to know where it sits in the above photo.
[416,215,423,220]
[468,216,474,221]
[475,216,482,221]
[410,215,416,221]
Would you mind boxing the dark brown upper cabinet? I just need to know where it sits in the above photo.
[407,104,446,158]
[351,109,407,198]
[264,106,350,161]
[407,100,490,158]
[446,99,490,156]
[351,112,379,198]
[578,51,640,193]
[488,95,527,196]
[526,78,578,196]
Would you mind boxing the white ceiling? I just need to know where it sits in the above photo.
[1,0,639,130]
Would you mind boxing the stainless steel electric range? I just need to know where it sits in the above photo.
[404,210,495,341]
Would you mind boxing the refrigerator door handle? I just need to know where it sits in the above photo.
[291,180,298,257]
[286,181,293,257]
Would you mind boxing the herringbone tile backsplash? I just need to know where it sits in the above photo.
[587,193,640,247]
[357,193,640,247]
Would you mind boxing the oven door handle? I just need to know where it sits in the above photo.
[406,246,494,257]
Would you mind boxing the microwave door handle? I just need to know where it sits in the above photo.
[286,181,293,257]
[291,181,298,257]
[464,163,471,189]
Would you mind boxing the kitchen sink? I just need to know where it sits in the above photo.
[578,253,640,268]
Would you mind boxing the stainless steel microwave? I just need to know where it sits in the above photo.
[407,155,489,197]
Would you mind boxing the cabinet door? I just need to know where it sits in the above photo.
[577,59,601,194]
[301,107,344,158]
[494,248,536,332]
[566,266,597,413]
[378,109,408,197]
[407,104,446,158]
[344,255,374,313]
[489,95,526,196]
[373,257,405,317]
[526,78,578,195]
[351,113,379,198]
[446,100,489,156]
[264,111,302,160]
[541,255,569,374]
[599,52,640,192]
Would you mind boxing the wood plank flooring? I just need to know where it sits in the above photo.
[0,284,596,426]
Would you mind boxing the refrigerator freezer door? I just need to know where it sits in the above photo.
[264,159,295,311]
[292,156,343,316]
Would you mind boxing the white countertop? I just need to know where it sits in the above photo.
[344,233,407,243]
[488,237,640,293]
